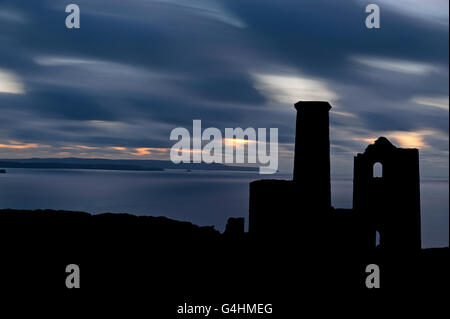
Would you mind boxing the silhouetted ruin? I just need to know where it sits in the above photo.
[0,100,447,312]
[293,101,331,209]
[225,217,245,235]
[249,101,422,251]
[354,137,421,250]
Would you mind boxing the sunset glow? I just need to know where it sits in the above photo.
[130,147,170,156]
[223,138,255,147]
[388,131,428,149]
[0,141,41,149]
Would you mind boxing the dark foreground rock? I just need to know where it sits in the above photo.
[0,209,448,316]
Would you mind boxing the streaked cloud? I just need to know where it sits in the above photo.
[0,0,447,177]
[371,0,449,26]
[0,141,42,149]
[412,96,449,110]
[34,56,100,67]
[252,73,338,105]
[333,111,358,118]
[223,138,256,147]
[387,130,429,149]
[130,147,169,156]
[62,145,99,150]
[34,55,151,77]
[0,7,26,24]
[0,69,25,94]
[356,130,441,149]
[352,137,377,145]
[351,56,438,75]
[155,0,246,28]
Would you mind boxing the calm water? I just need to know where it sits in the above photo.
[0,168,448,248]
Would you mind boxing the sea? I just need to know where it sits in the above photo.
[0,168,448,248]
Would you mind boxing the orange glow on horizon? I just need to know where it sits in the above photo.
[222,138,255,147]
[0,141,41,149]
[130,147,170,156]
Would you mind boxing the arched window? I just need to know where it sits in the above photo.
[373,162,383,178]
[376,231,381,247]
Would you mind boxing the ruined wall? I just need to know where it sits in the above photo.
[353,137,421,250]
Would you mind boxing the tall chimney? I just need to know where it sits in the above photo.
[293,101,332,209]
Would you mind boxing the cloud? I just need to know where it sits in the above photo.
[252,73,338,105]
[62,145,99,150]
[387,130,430,149]
[34,56,99,67]
[351,56,438,75]
[0,0,447,177]
[412,96,449,111]
[130,147,169,156]
[0,7,27,24]
[0,141,41,149]
[369,0,449,27]
[154,0,246,28]
[0,69,25,94]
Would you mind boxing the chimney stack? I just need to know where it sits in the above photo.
[293,101,332,209]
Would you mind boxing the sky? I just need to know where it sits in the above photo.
[0,0,448,177]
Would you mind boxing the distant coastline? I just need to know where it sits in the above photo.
[0,161,164,172]
[0,158,259,173]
